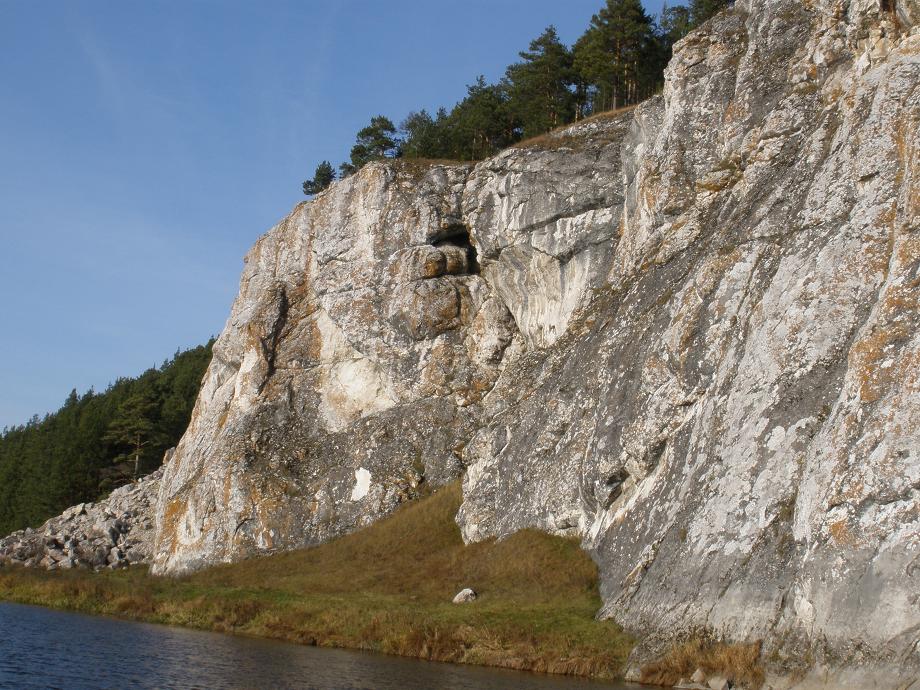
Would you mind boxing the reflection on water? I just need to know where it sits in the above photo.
[0,602,636,689]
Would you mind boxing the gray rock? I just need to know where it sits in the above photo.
[456,0,920,684]
[92,546,109,568]
[692,668,707,684]
[125,547,147,564]
[675,682,708,690]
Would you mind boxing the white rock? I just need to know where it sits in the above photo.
[708,677,730,690]
[452,588,477,604]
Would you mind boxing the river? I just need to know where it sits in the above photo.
[0,602,636,689]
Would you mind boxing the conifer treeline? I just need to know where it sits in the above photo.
[0,342,213,534]
[303,0,729,194]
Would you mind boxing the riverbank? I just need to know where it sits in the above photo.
[1,601,639,689]
[0,483,633,679]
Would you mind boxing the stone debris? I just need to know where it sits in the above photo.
[0,469,162,571]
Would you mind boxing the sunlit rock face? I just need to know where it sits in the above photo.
[151,162,520,575]
[149,109,632,576]
[13,0,916,684]
[463,111,634,349]
[456,0,920,684]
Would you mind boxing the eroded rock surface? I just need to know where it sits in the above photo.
[464,110,634,349]
[148,106,631,575]
[457,0,920,685]
[150,161,522,574]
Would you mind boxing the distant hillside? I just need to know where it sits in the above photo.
[0,342,213,534]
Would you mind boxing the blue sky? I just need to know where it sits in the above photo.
[0,0,670,429]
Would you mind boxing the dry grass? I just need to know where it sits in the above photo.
[393,157,468,169]
[512,105,638,151]
[640,637,765,688]
[0,483,633,679]
[389,157,473,182]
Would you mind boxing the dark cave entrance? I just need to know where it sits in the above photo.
[430,225,480,275]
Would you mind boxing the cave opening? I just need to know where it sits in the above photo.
[603,468,631,508]
[430,225,480,275]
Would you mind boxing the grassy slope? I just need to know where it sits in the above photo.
[0,482,633,679]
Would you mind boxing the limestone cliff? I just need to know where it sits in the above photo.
[3,0,917,686]
[456,0,920,685]
[151,162,520,574]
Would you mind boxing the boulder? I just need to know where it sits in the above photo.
[452,588,477,604]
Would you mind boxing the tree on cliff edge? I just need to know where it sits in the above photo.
[339,115,400,177]
[505,26,576,137]
[400,108,452,159]
[573,0,659,112]
[447,76,516,160]
[303,161,336,196]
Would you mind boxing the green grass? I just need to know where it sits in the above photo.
[0,482,633,679]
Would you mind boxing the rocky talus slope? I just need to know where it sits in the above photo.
[0,469,161,570]
[3,0,918,686]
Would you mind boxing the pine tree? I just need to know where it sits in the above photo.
[573,0,658,113]
[660,3,693,45]
[302,160,336,196]
[505,26,576,138]
[103,391,159,484]
[447,76,516,160]
[400,109,452,159]
[689,0,731,27]
[341,115,401,175]
[0,342,213,533]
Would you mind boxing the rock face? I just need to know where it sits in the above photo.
[456,0,920,685]
[150,105,633,576]
[0,469,161,571]
[4,0,917,685]
[150,161,521,574]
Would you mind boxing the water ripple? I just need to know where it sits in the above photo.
[0,603,633,690]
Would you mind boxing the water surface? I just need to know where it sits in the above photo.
[0,602,636,689]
